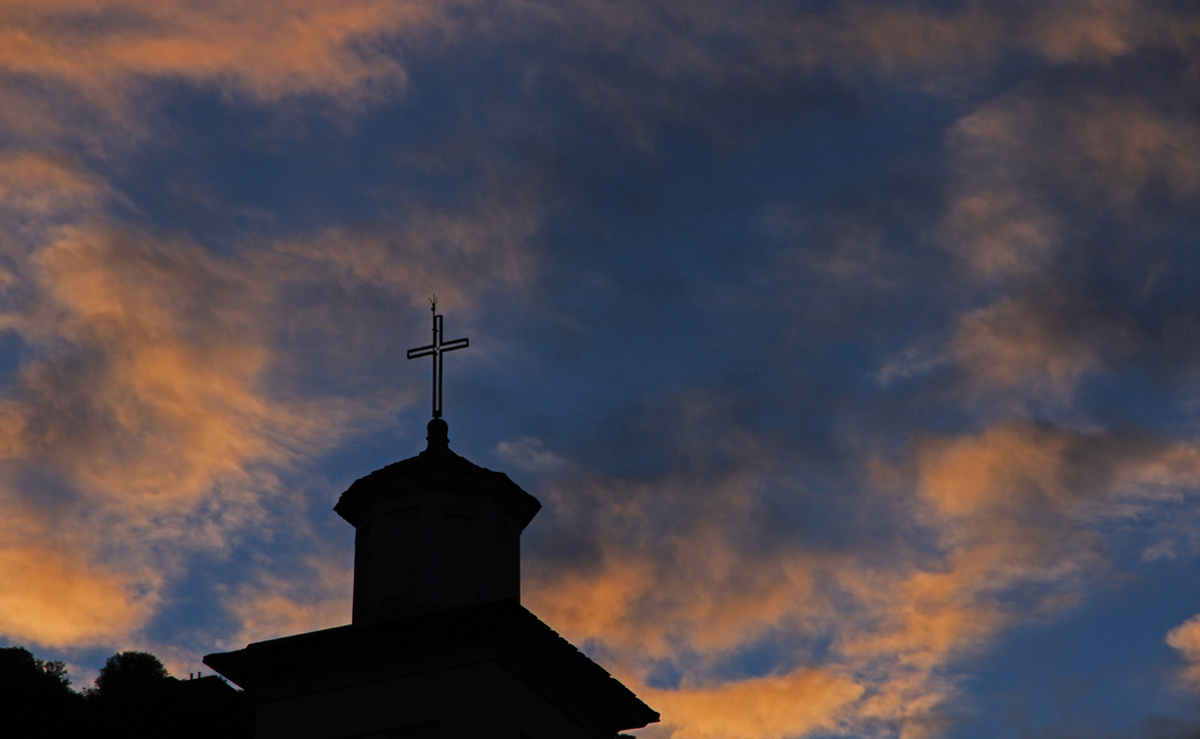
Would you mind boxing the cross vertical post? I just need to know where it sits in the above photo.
[407,299,469,419]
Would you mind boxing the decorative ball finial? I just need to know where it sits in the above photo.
[425,417,450,452]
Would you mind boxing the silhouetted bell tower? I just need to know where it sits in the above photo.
[335,417,539,621]
[205,308,657,739]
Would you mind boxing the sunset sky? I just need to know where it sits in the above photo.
[4,1,1200,737]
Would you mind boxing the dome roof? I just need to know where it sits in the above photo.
[333,419,542,529]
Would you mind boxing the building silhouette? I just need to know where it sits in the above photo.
[205,417,658,738]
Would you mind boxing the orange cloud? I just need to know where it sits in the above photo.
[951,297,1102,406]
[1,1,1198,730]
[221,557,353,648]
[0,153,109,220]
[15,225,302,507]
[0,544,154,648]
[0,125,549,651]
[0,0,440,99]
[0,217,335,648]
[0,0,459,150]
[525,456,833,661]
[522,410,1200,738]
[0,0,1194,157]
[916,423,1072,519]
[641,669,864,739]
[1168,614,1200,690]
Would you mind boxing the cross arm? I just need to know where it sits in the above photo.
[407,345,436,359]
[440,338,469,352]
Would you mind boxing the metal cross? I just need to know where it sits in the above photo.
[406,298,469,419]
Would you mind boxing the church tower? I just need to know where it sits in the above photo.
[336,417,538,623]
[205,308,658,739]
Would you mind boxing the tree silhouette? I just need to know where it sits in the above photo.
[0,646,85,736]
[84,649,251,737]
[89,650,170,698]
[0,645,73,691]
[1,645,250,737]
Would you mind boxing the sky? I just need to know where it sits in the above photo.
[3,1,1200,737]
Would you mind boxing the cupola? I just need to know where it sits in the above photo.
[334,418,541,621]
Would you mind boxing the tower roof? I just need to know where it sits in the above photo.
[203,600,660,736]
[333,419,542,530]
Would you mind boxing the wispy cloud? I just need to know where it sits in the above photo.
[0,132,544,651]
[524,398,1200,738]
[1,2,1200,738]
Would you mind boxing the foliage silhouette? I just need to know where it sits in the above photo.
[90,650,170,698]
[0,645,251,739]
[0,646,85,735]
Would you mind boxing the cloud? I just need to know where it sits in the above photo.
[0,152,110,220]
[950,296,1103,406]
[494,436,571,473]
[272,189,541,314]
[0,544,155,648]
[1167,614,1200,692]
[924,82,1200,422]
[0,3,1198,737]
[1026,0,1151,63]
[1068,97,1200,202]
[936,96,1065,279]
[824,2,1002,75]
[0,216,328,647]
[522,396,1198,739]
[641,669,865,739]
[8,224,314,508]
[1,0,1194,157]
[876,345,949,389]
[0,135,544,651]
[0,1,434,98]
[938,91,1200,277]
[220,557,352,648]
[0,0,469,152]
[528,531,829,660]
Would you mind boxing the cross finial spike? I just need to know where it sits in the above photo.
[406,303,469,421]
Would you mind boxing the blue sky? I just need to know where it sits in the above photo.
[3,2,1200,737]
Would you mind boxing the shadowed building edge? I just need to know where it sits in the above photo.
[205,418,659,739]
